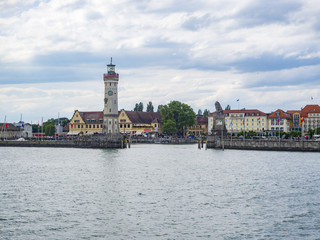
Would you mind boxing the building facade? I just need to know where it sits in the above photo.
[0,123,19,139]
[69,109,162,136]
[267,109,291,133]
[225,109,267,133]
[208,109,267,134]
[103,59,119,134]
[300,104,320,134]
[287,110,302,132]
[69,110,104,135]
[187,115,208,136]
[118,109,162,136]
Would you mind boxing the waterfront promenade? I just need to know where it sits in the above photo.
[207,136,320,152]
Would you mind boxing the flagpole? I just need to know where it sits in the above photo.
[41,117,43,141]
[4,116,7,140]
[20,113,22,138]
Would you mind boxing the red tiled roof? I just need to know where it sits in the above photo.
[197,116,208,124]
[268,109,291,119]
[79,111,104,123]
[0,123,18,131]
[300,104,320,117]
[224,109,267,116]
[125,111,161,124]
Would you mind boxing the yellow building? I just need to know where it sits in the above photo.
[118,109,162,135]
[69,109,162,136]
[69,110,104,135]
[209,109,267,134]
[187,115,208,136]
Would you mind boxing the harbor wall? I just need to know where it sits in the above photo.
[207,136,320,152]
[0,134,125,149]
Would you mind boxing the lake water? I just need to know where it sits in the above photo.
[1,144,320,239]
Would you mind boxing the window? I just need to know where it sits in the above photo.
[120,124,122,128]
[89,125,91,128]
[109,109,111,113]
[78,125,80,128]
[93,125,95,128]
[86,125,88,128]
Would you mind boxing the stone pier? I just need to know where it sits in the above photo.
[207,136,320,152]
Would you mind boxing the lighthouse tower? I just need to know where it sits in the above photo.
[103,58,119,134]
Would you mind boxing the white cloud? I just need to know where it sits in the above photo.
[1,0,320,122]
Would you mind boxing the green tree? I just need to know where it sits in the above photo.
[59,117,70,127]
[146,101,154,112]
[32,124,40,133]
[308,128,314,138]
[157,105,163,112]
[138,102,143,111]
[203,109,210,117]
[197,109,202,115]
[160,101,196,136]
[225,104,231,110]
[134,103,139,111]
[45,124,55,136]
[314,127,320,135]
[288,130,301,138]
[133,102,143,111]
[162,119,177,134]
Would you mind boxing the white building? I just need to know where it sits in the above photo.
[208,109,267,134]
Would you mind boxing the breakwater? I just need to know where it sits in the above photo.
[207,136,320,152]
[0,134,125,149]
[130,137,197,144]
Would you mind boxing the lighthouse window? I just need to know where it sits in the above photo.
[114,100,116,104]
[109,83,111,86]
[109,108,111,112]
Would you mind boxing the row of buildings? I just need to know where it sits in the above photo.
[208,104,320,135]
[69,109,207,137]
[2,104,319,139]
[67,104,320,137]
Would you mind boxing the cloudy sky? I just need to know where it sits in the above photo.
[1,0,320,123]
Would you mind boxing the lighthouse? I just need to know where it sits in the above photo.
[103,58,119,134]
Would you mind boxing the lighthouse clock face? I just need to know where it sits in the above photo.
[108,90,113,96]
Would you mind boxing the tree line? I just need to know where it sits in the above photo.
[132,101,213,136]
